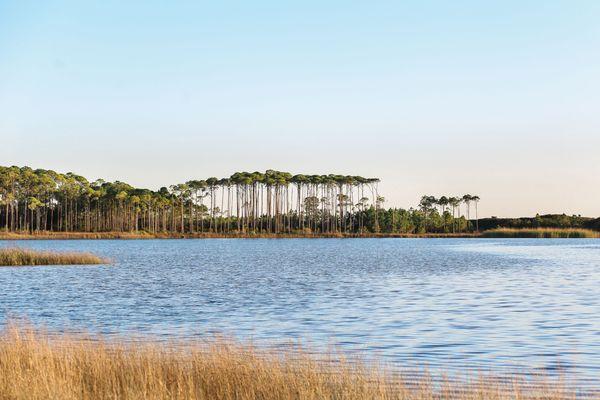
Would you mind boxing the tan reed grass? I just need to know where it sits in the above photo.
[481,228,599,238]
[0,324,586,400]
[0,247,108,266]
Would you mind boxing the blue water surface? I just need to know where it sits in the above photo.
[1,238,599,385]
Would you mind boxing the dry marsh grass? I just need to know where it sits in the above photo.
[0,230,159,240]
[0,230,477,240]
[0,247,108,266]
[482,228,599,238]
[0,324,586,400]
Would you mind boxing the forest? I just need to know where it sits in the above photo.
[0,165,488,235]
[477,214,600,232]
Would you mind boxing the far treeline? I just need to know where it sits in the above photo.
[477,214,600,232]
[1,165,485,235]
[1,165,597,236]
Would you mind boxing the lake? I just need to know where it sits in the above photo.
[1,238,599,386]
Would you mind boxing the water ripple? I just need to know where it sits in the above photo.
[1,238,599,386]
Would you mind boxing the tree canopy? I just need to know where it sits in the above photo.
[0,165,483,235]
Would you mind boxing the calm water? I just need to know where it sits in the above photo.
[1,239,599,384]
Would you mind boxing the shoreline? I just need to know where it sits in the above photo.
[1,228,598,240]
[0,231,479,240]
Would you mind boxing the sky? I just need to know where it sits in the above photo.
[1,1,599,217]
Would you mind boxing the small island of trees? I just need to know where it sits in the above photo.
[0,165,486,236]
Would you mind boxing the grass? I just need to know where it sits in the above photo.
[0,230,161,240]
[0,324,586,400]
[481,228,599,238]
[0,230,478,240]
[1,229,597,240]
[0,247,108,266]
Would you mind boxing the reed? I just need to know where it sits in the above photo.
[0,230,478,240]
[0,247,108,266]
[0,230,159,240]
[0,324,584,400]
[481,228,599,238]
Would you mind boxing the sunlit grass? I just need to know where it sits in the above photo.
[481,228,599,238]
[0,247,108,266]
[0,324,584,400]
[0,230,477,240]
[0,230,159,240]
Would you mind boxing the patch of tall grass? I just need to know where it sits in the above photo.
[0,247,108,266]
[0,324,584,400]
[0,230,159,240]
[0,230,478,240]
[482,228,599,238]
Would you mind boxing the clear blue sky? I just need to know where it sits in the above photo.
[2,1,599,217]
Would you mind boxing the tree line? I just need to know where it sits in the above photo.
[476,214,600,232]
[0,165,481,235]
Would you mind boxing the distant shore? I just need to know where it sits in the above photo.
[0,231,477,240]
[0,228,598,240]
